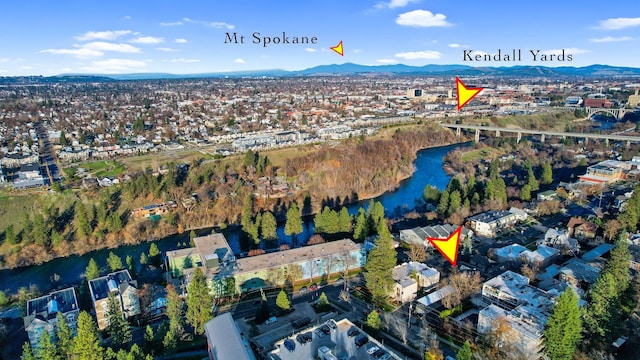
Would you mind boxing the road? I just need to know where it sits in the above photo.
[34,121,60,182]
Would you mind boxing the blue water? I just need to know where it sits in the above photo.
[0,143,463,294]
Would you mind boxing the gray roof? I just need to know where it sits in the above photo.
[204,312,255,360]
[560,258,600,284]
[468,210,515,224]
[88,270,134,301]
[582,243,614,262]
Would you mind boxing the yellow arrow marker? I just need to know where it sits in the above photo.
[426,226,462,266]
[330,40,344,56]
[456,77,483,110]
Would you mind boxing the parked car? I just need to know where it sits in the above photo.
[320,324,331,335]
[310,284,319,291]
[283,339,296,352]
[379,353,391,360]
[348,327,360,337]
[355,335,369,348]
[298,286,308,294]
[265,316,277,325]
[325,319,337,331]
[296,334,308,345]
[373,350,386,359]
[303,332,313,342]
[366,345,380,355]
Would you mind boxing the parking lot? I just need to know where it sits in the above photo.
[269,318,401,360]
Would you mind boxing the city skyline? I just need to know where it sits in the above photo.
[0,0,639,75]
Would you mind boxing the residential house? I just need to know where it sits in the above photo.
[494,244,527,263]
[399,224,473,249]
[536,190,558,202]
[24,287,79,350]
[391,262,440,303]
[558,258,600,291]
[567,217,598,242]
[13,163,45,189]
[204,312,255,360]
[88,270,140,330]
[538,229,580,255]
[519,246,559,269]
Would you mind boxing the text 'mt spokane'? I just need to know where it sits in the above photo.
[225,32,318,47]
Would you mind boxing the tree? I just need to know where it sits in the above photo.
[56,312,74,358]
[38,330,59,360]
[364,221,396,303]
[408,243,427,263]
[423,185,440,203]
[353,208,368,241]
[139,252,148,266]
[107,252,124,272]
[74,311,104,360]
[143,325,155,354]
[456,340,472,360]
[447,190,462,217]
[85,258,100,280]
[520,184,532,202]
[186,267,213,334]
[440,271,482,309]
[544,288,582,360]
[366,310,382,330]
[149,243,161,266]
[527,167,539,192]
[541,163,553,185]
[162,330,178,355]
[276,289,290,310]
[21,342,36,360]
[0,290,8,307]
[5,224,16,245]
[59,130,68,146]
[437,190,450,217]
[241,193,254,229]
[166,284,184,337]
[337,207,352,233]
[260,211,278,241]
[284,203,303,239]
[318,292,329,307]
[107,292,132,347]
[189,230,197,247]
[74,202,91,240]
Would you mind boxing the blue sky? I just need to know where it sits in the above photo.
[1,0,639,75]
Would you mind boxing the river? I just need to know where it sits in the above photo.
[0,142,465,295]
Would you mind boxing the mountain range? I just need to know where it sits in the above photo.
[2,63,640,83]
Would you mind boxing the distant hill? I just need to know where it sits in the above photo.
[1,64,640,83]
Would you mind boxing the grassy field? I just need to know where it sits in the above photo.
[117,149,212,171]
[81,160,126,178]
[0,191,77,233]
[461,147,505,162]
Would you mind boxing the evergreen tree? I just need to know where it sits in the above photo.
[21,342,36,360]
[162,330,178,355]
[85,258,100,280]
[285,204,303,242]
[126,255,136,277]
[5,224,16,245]
[527,167,539,192]
[139,252,148,266]
[31,213,48,246]
[38,330,59,360]
[584,271,617,342]
[74,311,104,360]
[447,190,462,217]
[366,310,382,330]
[106,293,132,347]
[353,208,368,241]
[521,184,532,201]
[604,233,631,292]
[189,230,196,247]
[186,267,213,334]
[364,221,396,303]
[368,201,385,231]
[437,190,450,217]
[489,159,500,179]
[59,130,68,146]
[337,207,352,233]
[56,312,74,359]
[149,243,161,266]
[541,163,553,185]
[74,202,91,240]
[241,193,254,228]
[143,325,155,354]
[276,289,290,310]
[166,284,184,337]
[260,211,278,241]
[456,340,472,360]
[543,289,582,360]
[107,252,124,272]
[318,292,329,307]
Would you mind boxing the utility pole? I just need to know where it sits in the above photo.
[407,302,413,327]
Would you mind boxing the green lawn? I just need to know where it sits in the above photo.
[461,147,504,162]
[80,160,126,178]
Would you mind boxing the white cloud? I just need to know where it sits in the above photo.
[305,48,317,53]
[375,0,419,9]
[156,47,179,52]
[170,58,200,63]
[395,50,442,60]
[61,67,73,72]
[74,30,132,41]
[81,42,141,53]
[541,48,588,55]
[41,48,104,58]
[130,36,164,44]
[210,22,235,30]
[0,58,9,62]
[0,70,7,74]
[376,58,399,64]
[234,58,246,64]
[160,21,183,26]
[396,10,451,27]
[596,17,640,30]
[123,16,131,20]
[448,43,468,48]
[21,66,32,70]
[353,49,362,53]
[175,38,189,44]
[590,36,633,43]
[80,58,147,73]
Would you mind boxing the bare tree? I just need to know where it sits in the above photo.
[408,243,428,263]
[440,271,482,309]
[389,315,409,345]
[520,263,539,282]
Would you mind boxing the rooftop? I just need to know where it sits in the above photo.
[204,312,255,360]
[26,287,78,318]
[468,210,515,224]
[235,239,360,274]
[582,243,614,262]
[559,258,600,284]
[88,270,134,301]
[392,261,438,281]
